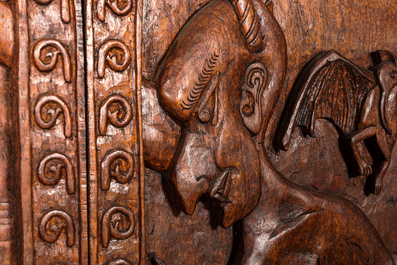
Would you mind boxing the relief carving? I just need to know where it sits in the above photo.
[281,50,397,195]
[1,0,395,262]
[99,94,133,135]
[39,210,75,247]
[97,40,131,78]
[101,206,135,248]
[105,258,133,265]
[145,0,395,263]
[33,0,71,23]
[100,150,134,190]
[97,0,134,21]
[33,38,72,82]
[34,95,72,138]
[37,152,75,194]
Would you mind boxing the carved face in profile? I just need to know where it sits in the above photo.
[156,0,286,227]
[376,59,397,135]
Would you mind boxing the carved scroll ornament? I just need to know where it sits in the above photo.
[97,40,131,78]
[33,39,72,82]
[39,210,75,247]
[34,95,72,138]
[100,150,134,190]
[97,0,134,21]
[99,94,133,135]
[38,153,75,194]
[33,0,71,23]
[101,206,135,248]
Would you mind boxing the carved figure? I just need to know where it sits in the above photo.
[280,50,397,195]
[148,0,395,263]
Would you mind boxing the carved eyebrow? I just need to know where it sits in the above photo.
[181,52,219,110]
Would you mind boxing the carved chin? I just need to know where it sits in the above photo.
[214,175,260,228]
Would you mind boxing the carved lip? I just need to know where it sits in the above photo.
[208,169,232,204]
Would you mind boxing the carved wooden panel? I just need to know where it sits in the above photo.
[85,0,145,263]
[0,0,396,264]
[15,0,87,262]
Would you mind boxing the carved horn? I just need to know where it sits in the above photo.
[230,0,264,53]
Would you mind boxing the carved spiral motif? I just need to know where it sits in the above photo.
[39,210,75,246]
[99,94,133,135]
[102,206,135,248]
[106,258,132,265]
[97,40,131,78]
[100,150,134,190]
[35,95,72,138]
[33,0,71,23]
[38,153,75,194]
[33,39,72,82]
[97,0,134,21]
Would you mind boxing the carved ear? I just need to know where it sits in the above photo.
[240,62,267,134]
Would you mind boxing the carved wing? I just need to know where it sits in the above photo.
[281,50,376,149]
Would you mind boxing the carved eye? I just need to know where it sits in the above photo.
[390,70,397,80]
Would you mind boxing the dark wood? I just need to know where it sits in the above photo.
[0,0,396,264]
[279,50,397,196]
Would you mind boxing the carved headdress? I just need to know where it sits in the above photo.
[155,0,287,135]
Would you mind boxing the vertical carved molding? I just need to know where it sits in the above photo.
[16,0,34,261]
[0,65,17,264]
[86,0,144,260]
[17,0,86,260]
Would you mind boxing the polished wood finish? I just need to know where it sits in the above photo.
[0,0,396,264]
